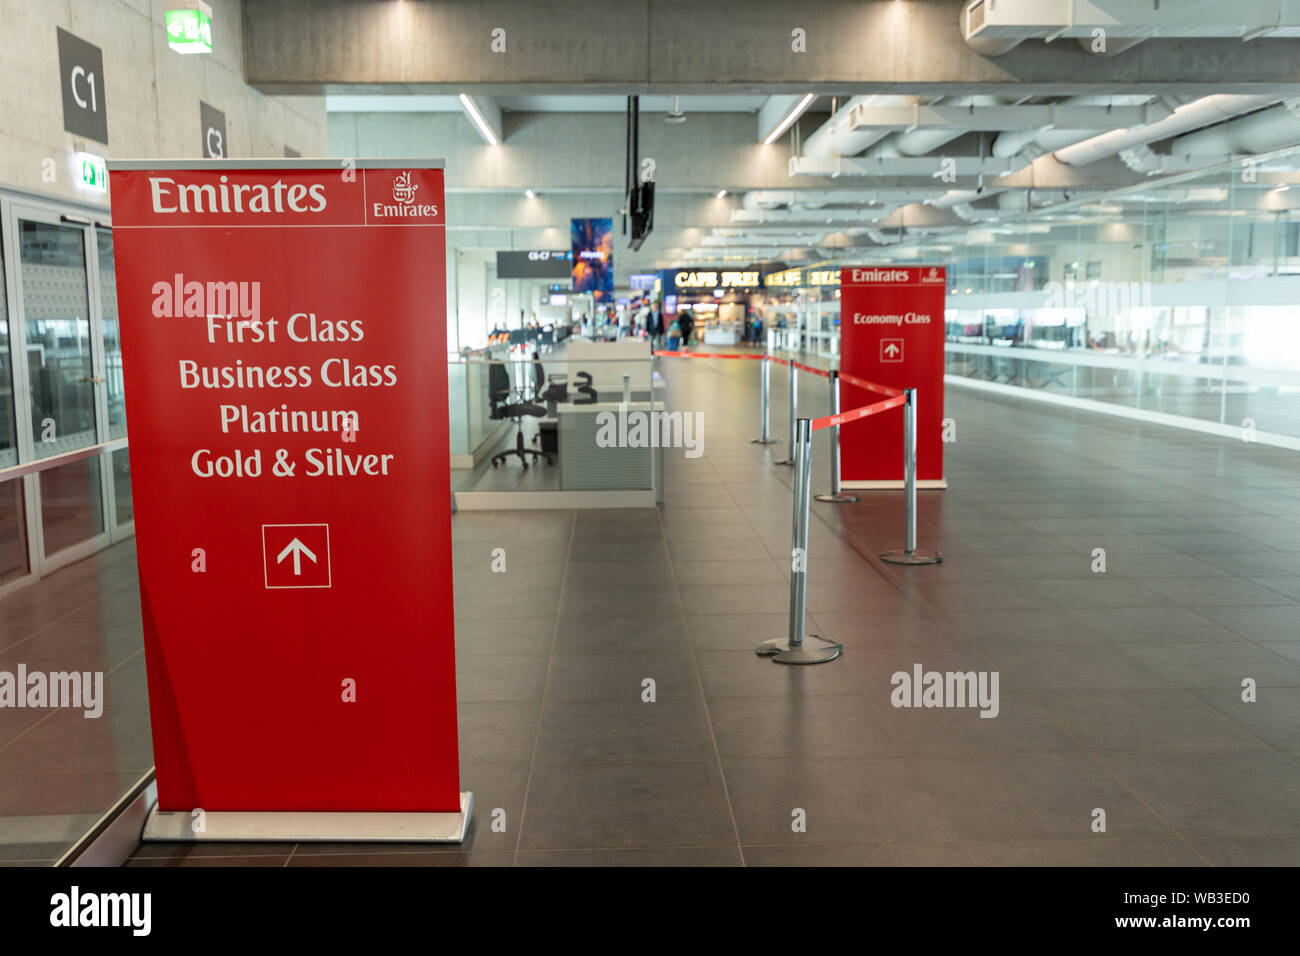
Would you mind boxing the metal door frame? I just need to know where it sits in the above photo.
[5,199,113,576]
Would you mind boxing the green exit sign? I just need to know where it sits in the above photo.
[165,8,213,55]
[78,153,107,192]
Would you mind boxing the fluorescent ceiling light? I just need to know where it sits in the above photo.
[716,189,727,199]
[525,189,536,199]
[459,93,500,145]
[763,93,815,146]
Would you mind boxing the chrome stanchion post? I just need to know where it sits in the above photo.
[751,333,779,445]
[757,418,843,664]
[777,362,798,465]
[882,388,941,566]
[815,369,859,504]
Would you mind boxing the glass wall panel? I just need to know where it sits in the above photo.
[96,228,125,441]
[0,229,15,469]
[0,478,27,585]
[111,447,132,525]
[19,220,97,455]
[39,457,104,555]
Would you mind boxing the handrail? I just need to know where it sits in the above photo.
[0,438,129,483]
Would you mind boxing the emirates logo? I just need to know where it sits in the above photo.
[392,171,418,205]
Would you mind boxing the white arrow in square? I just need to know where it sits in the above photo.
[884,343,900,357]
[276,538,317,576]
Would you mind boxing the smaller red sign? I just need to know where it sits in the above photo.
[839,266,947,483]
[262,523,332,589]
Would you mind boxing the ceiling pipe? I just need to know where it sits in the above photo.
[730,206,901,225]
[928,189,988,208]
[742,189,892,210]
[864,96,1006,160]
[1170,98,1300,156]
[1053,94,1279,166]
[990,95,1161,160]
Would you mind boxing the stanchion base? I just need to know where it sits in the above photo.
[755,635,844,664]
[814,492,860,503]
[750,437,781,445]
[880,549,942,566]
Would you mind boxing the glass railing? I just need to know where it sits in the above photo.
[0,442,146,865]
[448,339,664,495]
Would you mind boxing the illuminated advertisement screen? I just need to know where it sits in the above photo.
[571,217,613,298]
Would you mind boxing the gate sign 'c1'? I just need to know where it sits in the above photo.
[57,28,108,144]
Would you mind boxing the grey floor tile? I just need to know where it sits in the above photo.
[534,696,716,763]
[685,613,793,651]
[545,648,699,700]
[1188,837,1300,866]
[743,842,973,866]
[455,618,555,657]
[722,756,960,846]
[1119,643,1300,689]
[1031,578,1169,608]
[1131,577,1296,607]
[870,693,1079,755]
[963,838,1203,866]
[1038,689,1266,753]
[287,850,514,867]
[1098,751,1300,837]
[695,650,865,697]
[987,644,1169,690]
[1079,607,1242,644]
[708,695,897,758]
[947,608,1107,645]
[457,700,541,764]
[455,653,550,702]
[553,614,689,652]
[1150,532,1269,553]
[517,760,737,850]
[516,847,743,866]
[908,753,1173,840]
[1189,687,1300,749]
[1191,605,1300,641]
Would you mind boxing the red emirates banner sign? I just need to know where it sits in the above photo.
[839,266,947,486]
[107,161,460,813]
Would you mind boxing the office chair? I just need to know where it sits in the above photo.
[489,359,552,470]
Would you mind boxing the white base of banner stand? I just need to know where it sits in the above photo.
[141,791,474,843]
[841,478,948,490]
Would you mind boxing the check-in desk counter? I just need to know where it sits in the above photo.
[558,400,666,492]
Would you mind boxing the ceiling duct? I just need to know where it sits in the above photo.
[863,96,1006,161]
[1170,98,1300,156]
[742,189,891,211]
[1053,95,1279,166]
[990,95,1162,161]
[961,0,1300,57]
[802,95,919,159]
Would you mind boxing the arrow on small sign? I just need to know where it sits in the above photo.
[885,343,900,357]
[276,538,317,576]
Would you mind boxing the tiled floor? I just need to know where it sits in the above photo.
[7,350,1300,866]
